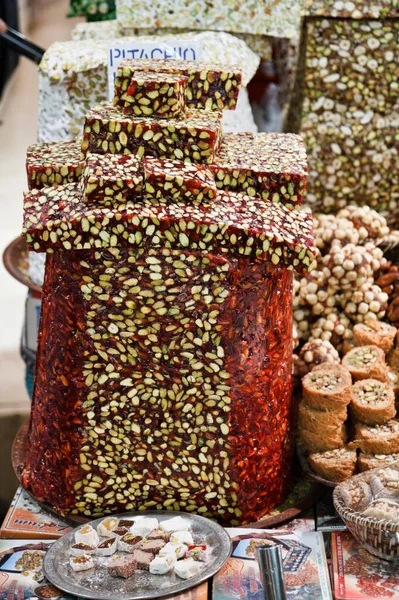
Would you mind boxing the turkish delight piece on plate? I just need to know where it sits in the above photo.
[149,554,176,575]
[118,534,143,553]
[70,553,95,572]
[159,516,189,532]
[108,555,137,578]
[96,536,118,556]
[70,543,96,556]
[170,531,194,546]
[131,549,154,570]
[174,557,202,579]
[97,516,118,537]
[75,524,99,547]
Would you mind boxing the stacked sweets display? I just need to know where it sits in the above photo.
[21,58,316,525]
[298,320,399,483]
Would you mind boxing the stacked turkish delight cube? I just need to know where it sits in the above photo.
[22,58,316,525]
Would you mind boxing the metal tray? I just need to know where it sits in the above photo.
[43,511,232,600]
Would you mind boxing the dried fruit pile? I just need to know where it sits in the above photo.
[293,206,396,374]
[22,60,315,525]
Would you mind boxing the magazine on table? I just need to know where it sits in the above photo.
[213,527,332,600]
[332,530,399,600]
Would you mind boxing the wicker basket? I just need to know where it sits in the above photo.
[333,467,399,562]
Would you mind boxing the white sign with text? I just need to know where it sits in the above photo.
[107,42,203,101]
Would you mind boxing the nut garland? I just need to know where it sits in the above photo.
[23,184,316,273]
[81,104,223,165]
[81,154,143,206]
[26,140,84,190]
[143,158,217,205]
[114,59,242,112]
[121,72,188,118]
[22,247,294,523]
[211,133,307,210]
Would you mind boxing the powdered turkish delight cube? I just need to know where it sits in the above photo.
[113,59,242,112]
[81,103,222,164]
[26,140,84,189]
[210,132,307,209]
[143,157,217,205]
[81,153,142,206]
[120,71,187,118]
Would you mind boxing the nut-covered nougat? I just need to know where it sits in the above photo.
[210,133,307,209]
[81,103,222,165]
[143,157,217,205]
[26,140,84,189]
[121,71,187,118]
[81,154,142,206]
[113,59,242,111]
[23,183,316,273]
[22,245,296,524]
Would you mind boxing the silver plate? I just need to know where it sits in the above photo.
[43,510,232,600]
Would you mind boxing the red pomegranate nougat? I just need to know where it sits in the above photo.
[114,59,242,111]
[22,245,297,524]
[122,72,187,119]
[26,140,84,190]
[210,133,308,209]
[143,157,217,205]
[23,184,316,273]
[81,103,222,165]
[81,154,142,206]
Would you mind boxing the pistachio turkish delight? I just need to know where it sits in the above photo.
[81,154,142,206]
[26,140,84,189]
[210,132,307,209]
[120,72,188,118]
[113,59,242,112]
[143,157,217,205]
[23,184,315,272]
[81,103,222,164]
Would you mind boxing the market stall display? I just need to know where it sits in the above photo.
[20,60,316,525]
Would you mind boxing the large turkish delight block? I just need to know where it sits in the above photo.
[287,13,399,220]
[303,19,399,113]
[81,103,222,165]
[26,140,84,189]
[302,113,399,216]
[121,72,187,118]
[22,245,295,523]
[143,158,217,205]
[211,133,307,209]
[303,0,399,18]
[81,154,142,206]
[115,0,302,39]
[23,184,316,272]
[114,59,242,111]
